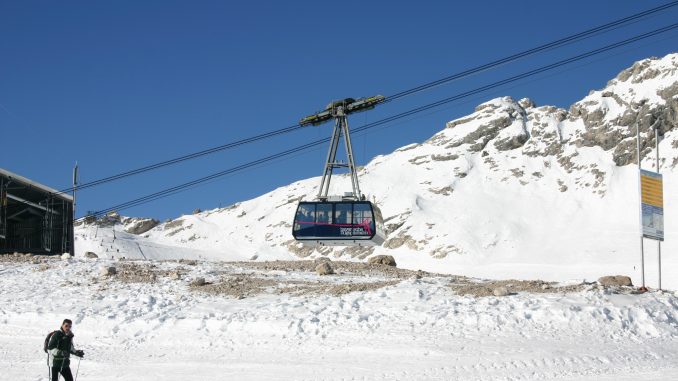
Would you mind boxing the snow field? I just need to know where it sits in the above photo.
[2,257,677,380]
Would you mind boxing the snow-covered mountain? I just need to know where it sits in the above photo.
[76,53,678,288]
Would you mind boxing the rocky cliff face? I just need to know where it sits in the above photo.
[78,212,159,235]
[77,54,678,271]
[570,56,678,167]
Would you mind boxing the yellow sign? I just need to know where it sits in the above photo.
[640,170,664,241]
[641,173,663,207]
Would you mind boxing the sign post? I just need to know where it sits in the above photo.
[73,162,78,221]
[655,124,664,290]
[636,121,664,291]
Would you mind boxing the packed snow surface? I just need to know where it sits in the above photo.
[2,256,677,380]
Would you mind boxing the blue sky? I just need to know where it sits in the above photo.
[1,0,677,220]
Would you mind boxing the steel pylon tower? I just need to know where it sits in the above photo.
[318,104,360,200]
[299,95,385,201]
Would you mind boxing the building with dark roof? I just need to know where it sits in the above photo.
[0,168,74,254]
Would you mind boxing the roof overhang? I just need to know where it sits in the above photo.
[0,168,73,202]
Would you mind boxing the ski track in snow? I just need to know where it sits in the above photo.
[2,258,677,380]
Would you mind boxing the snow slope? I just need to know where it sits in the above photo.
[2,257,678,381]
[76,53,678,289]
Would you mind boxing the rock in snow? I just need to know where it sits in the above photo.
[168,271,181,280]
[598,275,633,287]
[314,256,332,264]
[368,255,397,267]
[315,262,334,275]
[493,286,510,297]
[99,266,116,277]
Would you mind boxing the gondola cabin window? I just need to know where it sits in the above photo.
[316,204,332,224]
[294,203,315,235]
[352,203,374,236]
[334,203,352,224]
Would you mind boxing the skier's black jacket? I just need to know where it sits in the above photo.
[47,329,76,368]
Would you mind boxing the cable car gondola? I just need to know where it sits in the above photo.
[292,96,386,247]
[293,199,386,246]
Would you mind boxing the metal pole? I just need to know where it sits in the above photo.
[636,120,646,289]
[0,177,4,247]
[658,242,662,290]
[72,163,78,222]
[62,199,66,253]
[640,238,645,288]
[341,115,362,199]
[317,117,342,200]
[71,163,78,256]
[74,356,81,381]
[655,125,662,291]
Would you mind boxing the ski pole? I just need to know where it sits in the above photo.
[74,356,81,381]
[47,353,51,381]
[57,353,66,381]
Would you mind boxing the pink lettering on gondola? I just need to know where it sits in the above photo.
[295,220,373,236]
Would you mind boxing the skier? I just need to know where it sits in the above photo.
[47,319,84,381]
